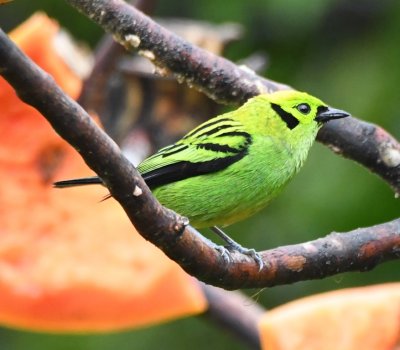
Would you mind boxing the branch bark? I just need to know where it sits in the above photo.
[65,0,400,195]
[0,28,399,289]
[67,0,289,105]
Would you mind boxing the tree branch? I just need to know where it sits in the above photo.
[67,0,289,105]
[0,28,399,289]
[65,0,400,195]
[317,118,400,195]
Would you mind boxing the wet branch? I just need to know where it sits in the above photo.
[0,28,399,289]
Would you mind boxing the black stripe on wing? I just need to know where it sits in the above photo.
[183,118,234,139]
[196,143,241,153]
[143,152,248,189]
[142,130,252,189]
[161,145,189,157]
[217,131,252,145]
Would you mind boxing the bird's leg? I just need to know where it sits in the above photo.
[211,226,264,270]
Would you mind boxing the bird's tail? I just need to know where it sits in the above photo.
[53,176,103,188]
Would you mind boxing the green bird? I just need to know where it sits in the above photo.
[54,90,349,266]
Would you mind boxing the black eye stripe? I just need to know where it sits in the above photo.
[270,103,299,130]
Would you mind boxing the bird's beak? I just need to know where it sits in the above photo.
[315,106,349,123]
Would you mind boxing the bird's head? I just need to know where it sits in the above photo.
[267,90,349,130]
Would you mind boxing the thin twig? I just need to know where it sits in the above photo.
[65,0,400,195]
[0,28,399,289]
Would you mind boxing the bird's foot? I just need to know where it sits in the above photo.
[225,242,264,271]
[215,245,233,264]
[211,226,264,270]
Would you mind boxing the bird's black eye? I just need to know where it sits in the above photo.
[297,103,311,114]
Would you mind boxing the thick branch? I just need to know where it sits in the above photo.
[317,118,400,195]
[0,28,399,289]
[65,0,400,195]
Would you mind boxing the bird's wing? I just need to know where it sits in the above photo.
[138,116,252,188]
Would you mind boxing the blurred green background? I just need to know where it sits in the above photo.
[0,0,399,349]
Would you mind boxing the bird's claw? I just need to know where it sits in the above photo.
[215,245,232,264]
[230,245,264,271]
[215,244,264,270]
